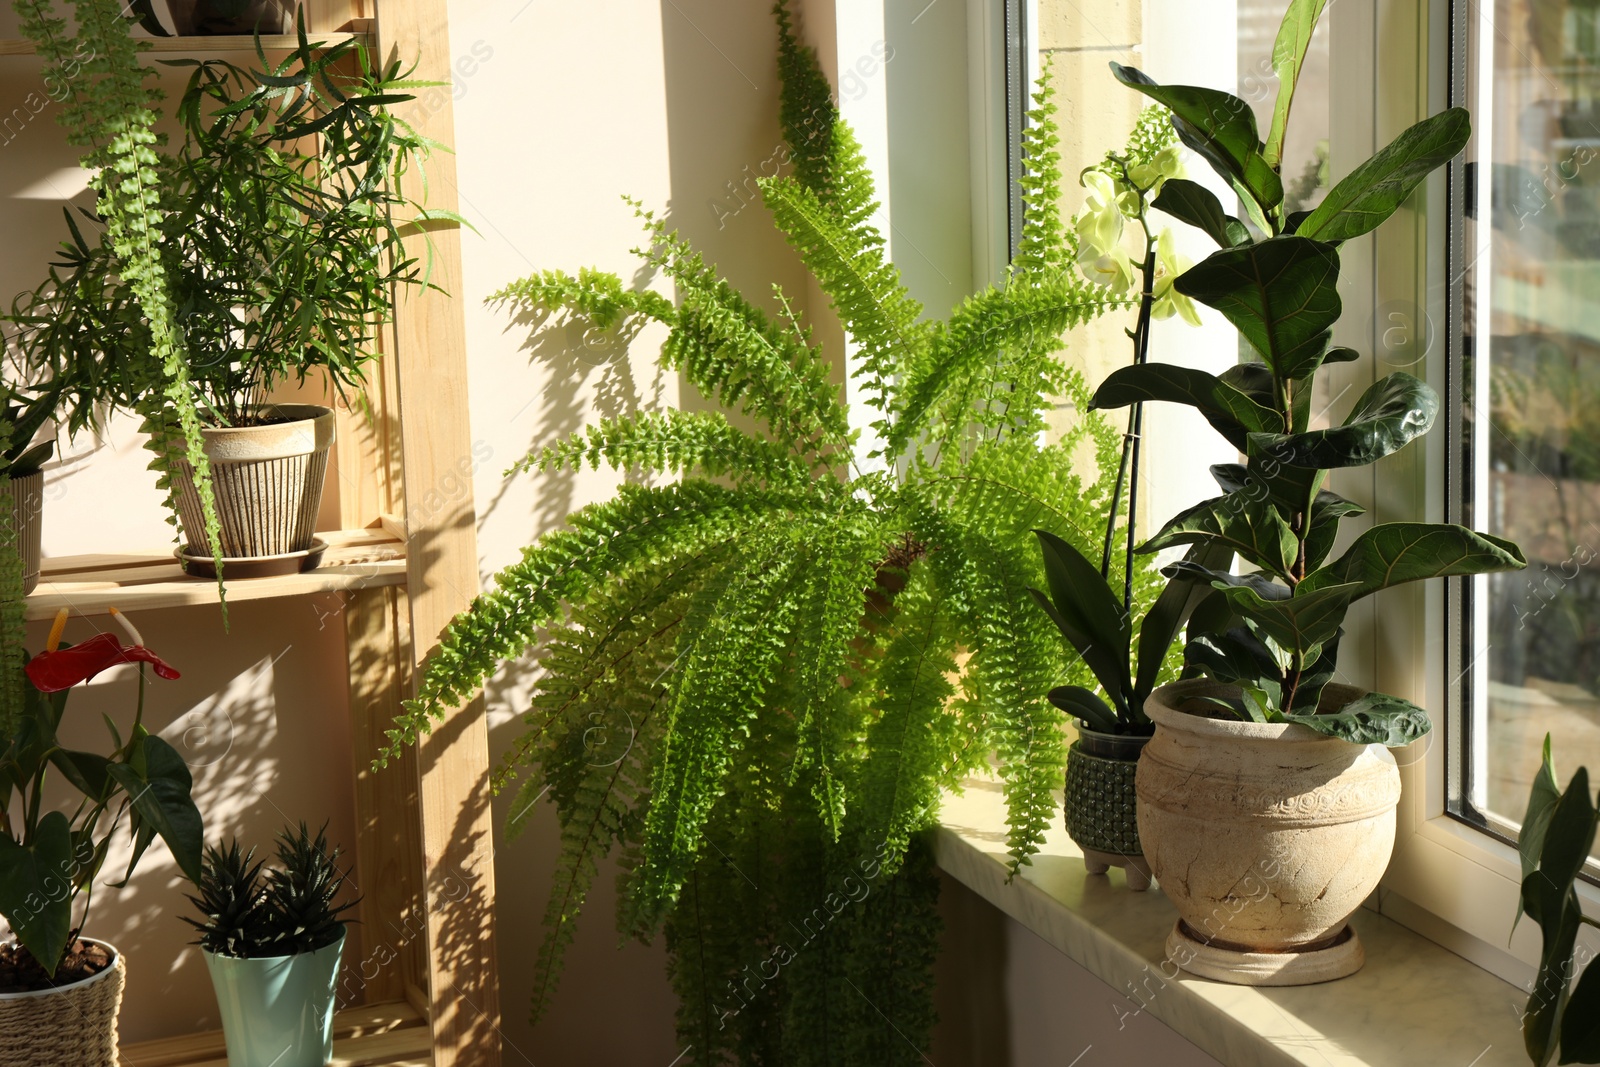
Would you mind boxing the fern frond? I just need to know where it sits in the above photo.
[1012,84,1073,281]
[775,0,836,201]
[491,266,676,330]
[517,409,814,487]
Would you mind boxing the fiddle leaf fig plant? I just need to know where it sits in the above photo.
[1091,0,1526,742]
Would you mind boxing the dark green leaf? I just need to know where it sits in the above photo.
[1282,692,1432,746]
[1518,735,1562,931]
[1524,873,1581,1067]
[1047,686,1118,734]
[1134,541,1236,706]
[1248,372,1439,470]
[1184,628,1284,706]
[106,735,204,884]
[1142,491,1298,579]
[0,811,75,972]
[1174,237,1341,380]
[49,750,114,804]
[1298,108,1471,242]
[1152,179,1250,248]
[1110,63,1282,210]
[1301,521,1527,600]
[1264,0,1329,169]
[1560,956,1600,1063]
[1092,363,1283,450]
[1032,529,1133,710]
[1303,490,1367,571]
[1216,579,1362,656]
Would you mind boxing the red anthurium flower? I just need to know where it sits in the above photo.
[25,608,180,693]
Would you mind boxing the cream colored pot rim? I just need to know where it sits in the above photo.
[197,404,334,437]
[1144,678,1369,743]
[0,937,120,1001]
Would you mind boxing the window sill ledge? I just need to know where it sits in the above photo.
[935,777,1527,1067]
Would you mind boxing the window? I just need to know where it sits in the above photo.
[1453,0,1600,863]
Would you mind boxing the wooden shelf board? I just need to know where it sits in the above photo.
[119,999,431,1067]
[0,31,365,57]
[27,526,406,620]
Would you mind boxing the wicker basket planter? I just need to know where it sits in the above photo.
[167,404,335,562]
[5,471,42,596]
[0,939,125,1067]
[1063,724,1152,890]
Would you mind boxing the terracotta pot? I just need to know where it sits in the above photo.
[166,404,335,560]
[0,939,125,1066]
[161,0,292,35]
[5,471,42,595]
[1064,724,1148,858]
[1136,679,1400,958]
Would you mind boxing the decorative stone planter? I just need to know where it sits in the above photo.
[6,471,42,595]
[1136,679,1401,985]
[0,939,125,1066]
[205,930,345,1067]
[167,404,335,566]
[1063,724,1152,890]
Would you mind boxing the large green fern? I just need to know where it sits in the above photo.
[380,6,1147,1061]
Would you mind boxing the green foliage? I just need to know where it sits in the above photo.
[1093,3,1525,740]
[379,4,1135,1059]
[1514,738,1600,1066]
[0,642,202,976]
[182,823,357,958]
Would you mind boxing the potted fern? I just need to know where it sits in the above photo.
[373,5,1135,1059]
[183,823,357,1067]
[1077,0,1526,984]
[0,608,203,1065]
[7,11,443,579]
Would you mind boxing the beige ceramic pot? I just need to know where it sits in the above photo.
[167,404,335,559]
[0,939,125,1066]
[1136,679,1401,978]
[5,471,42,595]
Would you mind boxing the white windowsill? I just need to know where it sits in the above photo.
[935,777,1529,1067]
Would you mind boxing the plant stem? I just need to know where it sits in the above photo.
[1122,243,1157,614]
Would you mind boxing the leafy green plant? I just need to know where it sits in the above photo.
[0,609,203,980]
[1029,108,1224,736]
[183,822,357,958]
[1514,737,1600,1066]
[1082,0,1525,741]
[0,386,56,481]
[376,5,1131,1059]
[9,16,444,430]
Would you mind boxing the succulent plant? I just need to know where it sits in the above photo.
[181,841,270,958]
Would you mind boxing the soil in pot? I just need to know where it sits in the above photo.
[0,940,112,994]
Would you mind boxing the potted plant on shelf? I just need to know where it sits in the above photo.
[0,607,203,1064]
[371,7,1132,1059]
[0,386,57,596]
[7,10,446,581]
[183,823,357,1067]
[1087,0,1526,984]
[1028,107,1215,892]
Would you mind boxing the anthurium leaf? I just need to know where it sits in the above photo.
[1092,363,1283,450]
[105,734,204,884]
[1524,874,1580,1067]
[1303,490,1367,571]
[1152,178,1250,248]
[1174,236,1341,380]
[1300,521,1528,600]
[1298,108,1471,243]
[1134,541,1236,706]
[1216,580,1362,657]
[49,749,114,804]
[1031,530,1133,710]
[1540,768,1597,911]
[1517,734,1562,931]
[1560,956,1600,1063]
[0,811,75,972]
[1282,692,1432,746]
[1263,0,1330,169]
[1110,63,1282,210]
[1142,491,1298,580]
[1048,686,1119,734]
[1248,371,1439,470]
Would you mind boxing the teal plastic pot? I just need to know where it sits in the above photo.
[204,930,345,1067]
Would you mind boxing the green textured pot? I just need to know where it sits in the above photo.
[1064,723,1151,888]
[204,930,344,1067]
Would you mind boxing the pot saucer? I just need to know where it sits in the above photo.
[177,538,328,579]
[1166,920,1364,986]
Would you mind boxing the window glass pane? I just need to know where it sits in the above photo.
[1463,0,1600,842]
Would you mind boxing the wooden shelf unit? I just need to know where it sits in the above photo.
[0,0,502,1062]
[118,999,431,1067]
[0,30,367,57]
[25,525,406,620]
